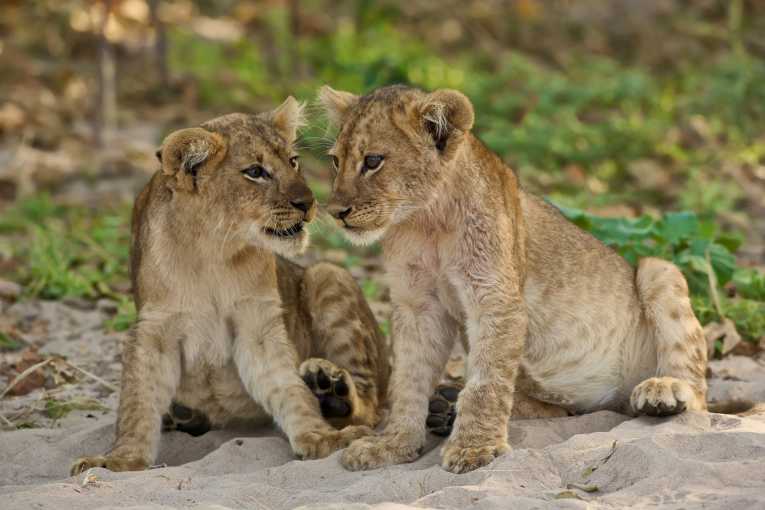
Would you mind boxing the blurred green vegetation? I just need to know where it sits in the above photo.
[1,1,763,346]
[166,2,765,214]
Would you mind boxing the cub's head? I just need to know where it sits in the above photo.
[157,97,315,256]
[319,84,474,245]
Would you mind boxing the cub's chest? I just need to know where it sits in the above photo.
[395,235,464,322]
[177,307,238,368]
[173,290,278,370]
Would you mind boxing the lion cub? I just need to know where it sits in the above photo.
[319,85,707,474]
[71,99,388,475]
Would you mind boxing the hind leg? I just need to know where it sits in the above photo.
[300,263,389,429]
[631,258,707,416]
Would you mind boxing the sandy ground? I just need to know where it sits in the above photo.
[1,300,765,510]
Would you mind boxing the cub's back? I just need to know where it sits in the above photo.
[130,171,169,310]
[520,192,641,357]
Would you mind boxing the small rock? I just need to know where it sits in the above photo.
[96,299,118,314]
[62,297,95,311]
[0,279,22,300]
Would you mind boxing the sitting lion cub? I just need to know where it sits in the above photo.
[71,99,388,475]
[319,85,708,474]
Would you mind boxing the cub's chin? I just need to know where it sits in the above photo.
[341,225,387,246]
[250,222,310,257]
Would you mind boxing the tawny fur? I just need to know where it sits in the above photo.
[71,99,389,475]
[319,84,708,474]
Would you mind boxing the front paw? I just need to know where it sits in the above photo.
[340,432,423,471]
[292,424,372,460]
[630,376,695,417]
[70,454,149,476]
[441,438,509,474]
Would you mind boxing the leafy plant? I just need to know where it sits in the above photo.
[733,268,765,301]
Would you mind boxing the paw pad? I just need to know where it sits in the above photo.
[427,383,462,437]
[301,359,352,418]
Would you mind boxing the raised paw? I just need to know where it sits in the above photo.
[340,432,423,471]
[292,424,372,460]
[441,438,509,474]
[300,358,354,419]
[631,376,695,417]
[161,401,211,437]
[427,383,462,437]
[70,454,149,476]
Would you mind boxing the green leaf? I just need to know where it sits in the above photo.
[733,268,765,301]
[715,231,744,253]
[655,211,698,244]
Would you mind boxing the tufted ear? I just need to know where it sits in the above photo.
[265,96,306,144]
[418,89,474,158]
[158,127,226,192]
[318,85,360,126]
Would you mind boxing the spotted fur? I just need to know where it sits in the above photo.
[320,85,708,474]
[71,98,389,475]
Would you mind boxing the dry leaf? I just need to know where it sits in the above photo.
[3,347,46,396]
[48,357,77,386]
[704,319,742,357]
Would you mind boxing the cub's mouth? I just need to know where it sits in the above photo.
[264,222,304,238]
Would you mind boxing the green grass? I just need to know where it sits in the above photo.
[0,194,131,301]
[104,296,136,333]
[0,331,23,351]
[43,396,108,421]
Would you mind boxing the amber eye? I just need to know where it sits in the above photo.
[362,154,384,174]
[242,165,270,181]
[289,156,299,170]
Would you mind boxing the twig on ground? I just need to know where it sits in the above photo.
[0,412,14,428]
[705,249,723,318]
[62,360,118,392]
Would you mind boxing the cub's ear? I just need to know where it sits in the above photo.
[418,89,474,158]
[159,127,226,192]
[266,96,306,144]
[318,85,359,126]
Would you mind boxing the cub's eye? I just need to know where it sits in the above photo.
[289,156,299,170]
[362,154,384,174]
[242,165,270,182]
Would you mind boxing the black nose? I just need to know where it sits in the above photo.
[327,203,352,221]
[335,207,352,220]
[290,197,314,214]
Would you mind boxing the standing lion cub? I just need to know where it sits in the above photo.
[320,84,708,474]
[71,99,388,475]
